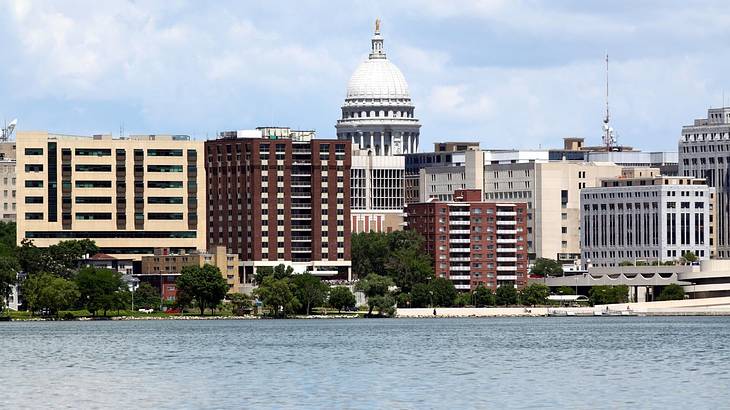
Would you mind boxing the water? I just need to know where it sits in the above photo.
[1,317,729,409]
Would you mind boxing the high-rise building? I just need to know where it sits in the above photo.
[351,149,405,233]
[581,175,714,267]
[205,128,352,281]
[406,189,529,291]
[16,131,206,258]
[0,141,16,221]
[678,107,730,257]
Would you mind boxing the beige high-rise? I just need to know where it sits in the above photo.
[16,131,206,259]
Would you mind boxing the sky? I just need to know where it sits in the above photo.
[1,0,730,151]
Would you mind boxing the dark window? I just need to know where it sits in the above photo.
[25,213,43,220]
[148,181,184,189]
[24,148,43,155]
[148,149,183,157]
[75,180,112,188]
[25,196,43,204]
[25,180,43,188]
[75,197,112,204]
[76,213,112,220]
[148,213,183,220]
[148,197,183,204]
[75,148,111,156]
[75,164,112,172]
[25,164,43,172]
[147,165,183,172]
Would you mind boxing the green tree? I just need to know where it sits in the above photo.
[134,282,161,309]
[681,251,698,265]
[176,264,229,315]
[385,247,433,293]
[254,264,293,285]
[495,285,518,306]
[74,267,124,316]
[48,239,100,277]
[351,232,389,278]
[431,277,457,307]
[17,239,46,276]
[473,284,495,307]
[410,283,432,308]
[355,273,394,315]
[0,221,16,259]
[291,273,328,315]
[0,257,19,313]
[454,292,472,307]
[589,285,629,305]
[254,276,301,317]
[520,283,550,306]
[328,286,356,313]
[658,284,685,301]
[556,286,576,295]
[227,293,252,315]
[23,273,79,317]
[530,258,563,277]
[366,294,397,317]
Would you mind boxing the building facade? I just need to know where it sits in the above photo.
[0,141,16,221]
[351,149,404,233]
[205,128,352,281]
[678,107,730,257]
[581,176,713,267]
[16,131,206,258]
[406,189,529,291]
[336,20,420,156]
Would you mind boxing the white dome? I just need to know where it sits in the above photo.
[346,58,411,101]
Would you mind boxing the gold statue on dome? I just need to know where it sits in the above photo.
[375,18,381,33]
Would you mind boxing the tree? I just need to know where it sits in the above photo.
[366,294,397,317]
[48,239,99,277]
[228,293,252,315]
[556,286,576,295]
[291,273,328,315]
[473,284,495,307]
[530,258,563,277]
[176,264,230,315]
[454,292,472,307]
[0,257,18,313]
[495,285,518,306]
[134,282,161,309]
[0,221,16,259]
[431,277,457,307]
[17,239,46,276]
[352,232,390,278]
[681,251,698,265]
[355,274,394,315]
[520,283,550,306]
[589,285,629,305]
[385,247,433,293]
[254,276,301,317]
[618,261,634,267]
[328,286,356,313]
[254,264,293,285]
[22,273,79,317]
[410,283,432,308]
[658,284,685,301]
[74,267,124,316]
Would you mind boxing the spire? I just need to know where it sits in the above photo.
[601,52,617,150]
[369,18,386,59]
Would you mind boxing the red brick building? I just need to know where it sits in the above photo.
[205,128,352,282]
[406,189,528,291]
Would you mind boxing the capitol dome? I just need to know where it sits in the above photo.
[346,58,410,101]
[336,20,421,156]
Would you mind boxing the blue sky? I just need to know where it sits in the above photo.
[1,0,730,151]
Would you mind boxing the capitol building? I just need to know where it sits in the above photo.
[336,20,421,156]
[340,20,418,233]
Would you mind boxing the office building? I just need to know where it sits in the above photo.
[0,141,16,221]
[16,131,206,258]
[205,128,352,281]
[678,107,730,257]
[351,148,405,233]
[406,189,529,291]
[581,176,713,267]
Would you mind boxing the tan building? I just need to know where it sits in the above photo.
[351,148,405,233]
[139,247,241,301]
[0,141,17,221]
[16,131,206,259]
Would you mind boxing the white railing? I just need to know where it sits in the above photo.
[496,220,516,225]
[496,211,516,216]
[449,238,470,244]
[449,275,471,280]
[449,220,470,225]
[454,284,472,290]
[450,229,470,234]
[496,238,517,244]
[449,266,470,271]
[497,266,517,271]
[497,230,517,234]
[497,275,517,281]
[450,211,470,216]
[497,257,517,262]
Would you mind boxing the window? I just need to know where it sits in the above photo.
[25,212,43,220]
[148,197,184,204]
[148,213,184,220]
[148,181,184,189]
[76,180,112,188]
[76,213,112,220]
[147,165,183,173]
[75,164,112,172]
[25,180,43,188]
[75,148,111,156]
[25,196,43,204]
[25,164,43,172]
[24,148,43,155]
[148,149,183,157]
[75,197,112,204]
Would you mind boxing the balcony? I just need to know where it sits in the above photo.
[497,275,517,281]
[497,229,517,235]
[449,266,470,271]
[496,211,516,216]
[497,247,517,253]
[496,220,516,225]
[449,238,470,244]
[449,257,470,262]
[454,284,471,290]
[450,211,470,216]
[497,266,517,271]
[449,275,471,281]
[449,220,470,225]
[450,229,470,234]
[497,257,517,262]
[496,238,517,244]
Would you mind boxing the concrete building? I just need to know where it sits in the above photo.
[678,107,730,257]
[336,20,420,156]
[139,246,240,301]
[205,128,352,281]
[16,131,206,259]
[351,149,404,233]
[0,141,16,221]
[81,253,134,276]
[405,142,480,205]
[581,176,713,267]
[406,189,529,291]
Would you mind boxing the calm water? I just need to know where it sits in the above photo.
[1,317,729,409]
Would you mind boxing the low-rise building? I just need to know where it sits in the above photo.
[406,189,529,291]
[81,253,134,276]
[581,175,714,267]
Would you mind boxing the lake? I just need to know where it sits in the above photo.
[1,317,729,409]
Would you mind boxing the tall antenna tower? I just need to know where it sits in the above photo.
[602,53,617,150]
[0,118,17,141]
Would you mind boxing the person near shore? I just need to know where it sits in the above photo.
[433,309,436,317]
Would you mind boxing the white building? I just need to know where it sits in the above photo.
[581,176,713,267]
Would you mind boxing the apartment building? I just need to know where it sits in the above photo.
[678,106,730,257]
[581,176,713,267]
[205,128,352,281]
[139,246,240,301]
[16,131,206,258]
[406,189,529,291]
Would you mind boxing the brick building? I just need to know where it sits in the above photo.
[205,128,352,282]
[406,189,528,291]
